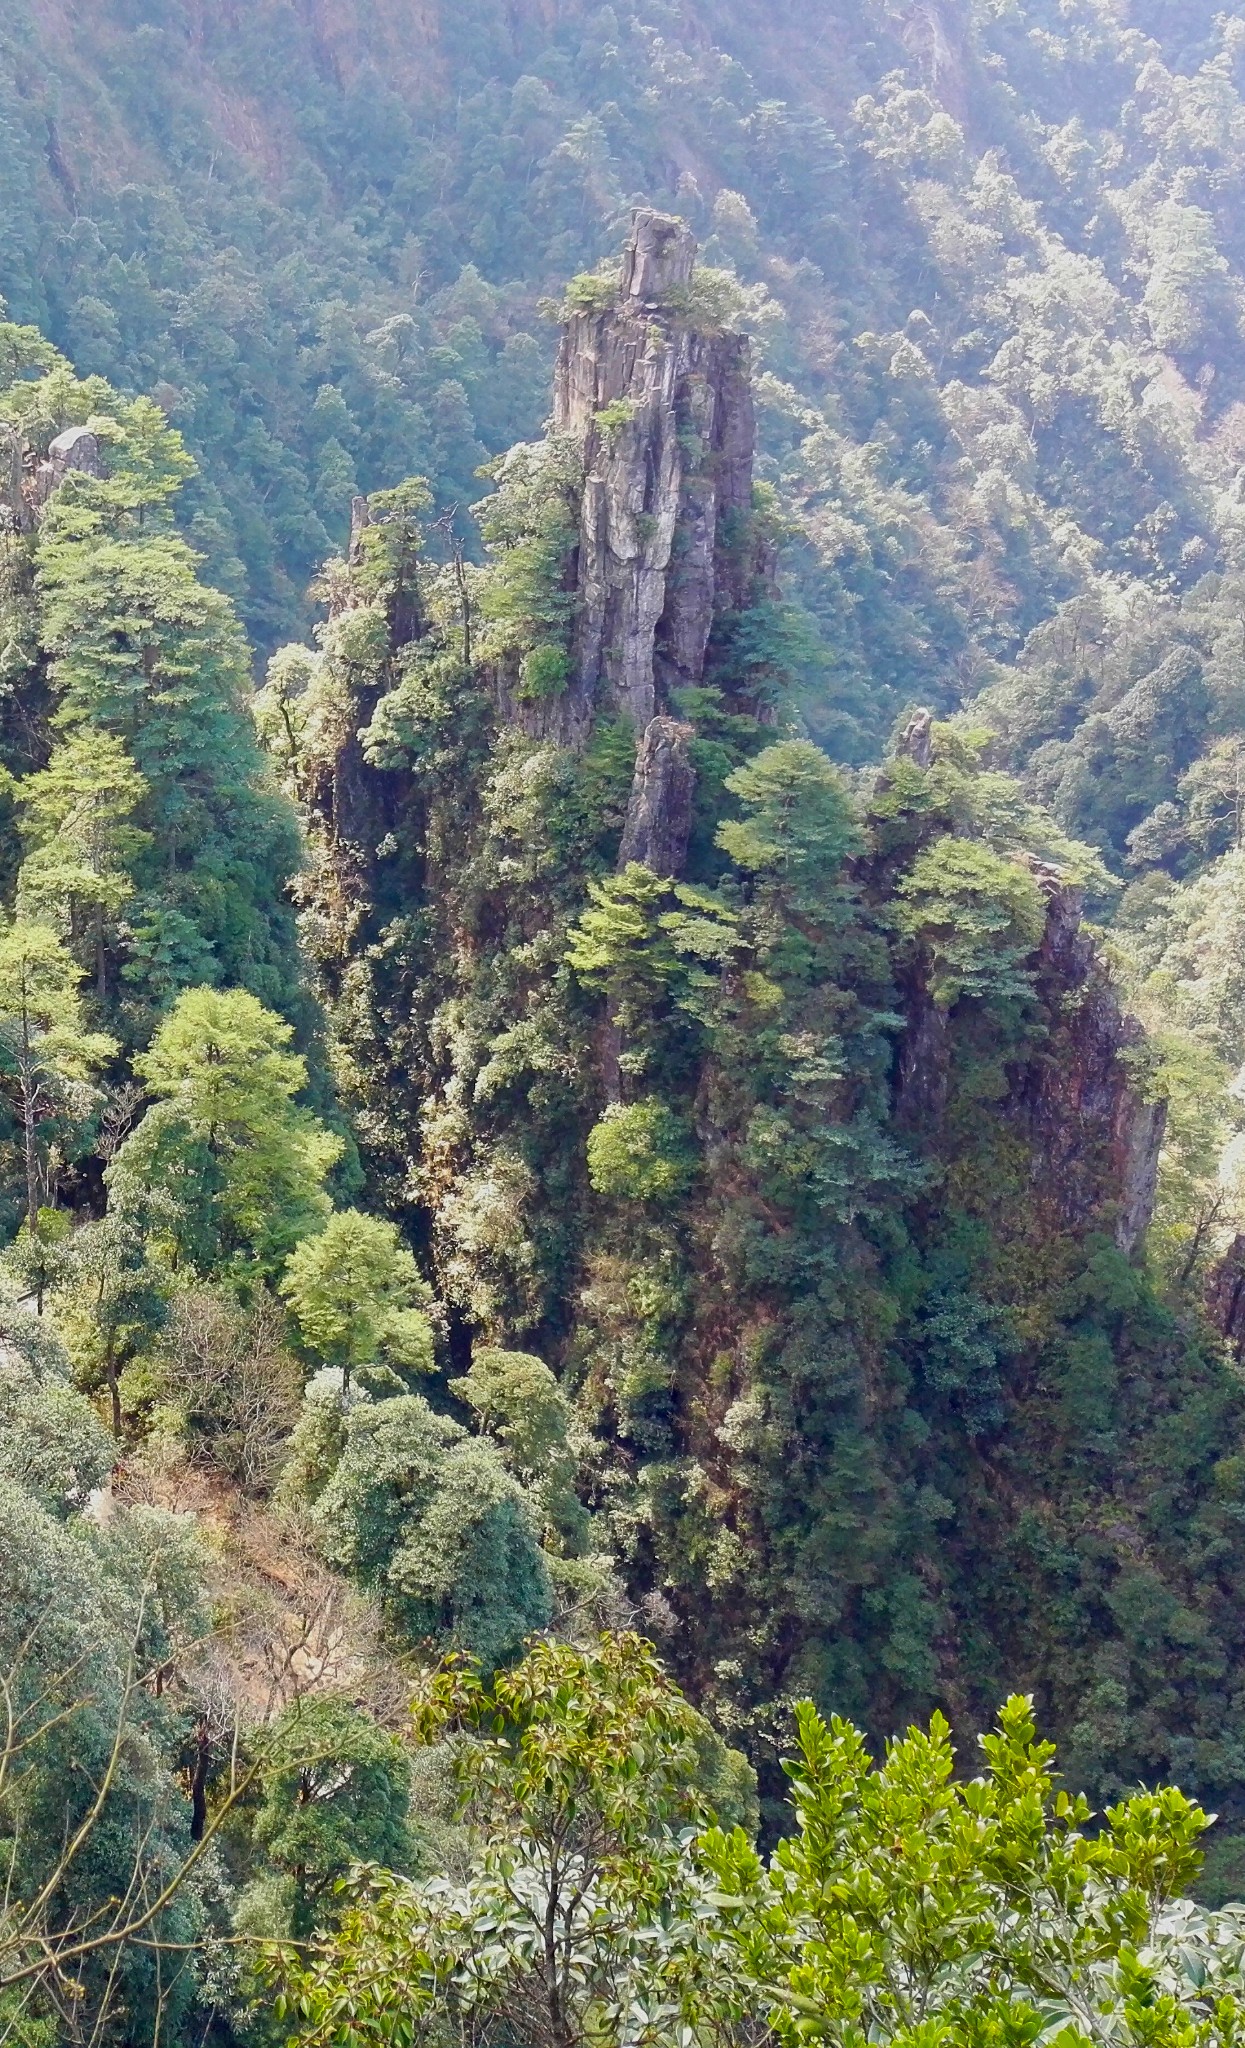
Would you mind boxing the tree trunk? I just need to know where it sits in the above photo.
[600,1007,622,1107]
[22,1074,39,1238]
[190,1724,210,1842]
[106,1344,122,1440]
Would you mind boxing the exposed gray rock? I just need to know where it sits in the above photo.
[618,717,696,878]
[348,493,371,563]
[1207,1236,1245,1356]
[620,208,697,303]
[895,983,949,1126]
[34,425,105,506]
[1015,864,1166,1256]
[544,207,758,746]
[48,426,104,482]
[895,843,1167,1255]
[896,706,934,769]
[0,426,24,530]
[1116,1093,1166,1256]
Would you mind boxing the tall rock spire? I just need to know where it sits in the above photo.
[548,207,758,749]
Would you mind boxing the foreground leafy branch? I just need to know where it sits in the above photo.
[274,1654,1245,2048]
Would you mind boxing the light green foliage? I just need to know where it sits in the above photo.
[133,984,321,1148]
[560,269,621,316]
[450,1344,587,1548]
[567,864,692,1052]
[1113,847,1245,1290]
[0,920,115,1231]
[273,1634,750,2048]
[568,862,679,992]
[278,1667,1243,2048]
[12,374,305,1023]
[451,1345,575,1490]
[281,1389,552,1668]
[251,1696,412,1939]
[587,1099,695,1204]
[275,1372,347,1513]
[281,1209,434,1395]
[15,731,149,994]
[1,1204,72,1316]
[353,480,433,601]
[109,987,340,1276]
[706,1694,1233,2048]
[270,344,1245,1816]
[253,644,320,794]
[594,397,638,446]
[718,740,860,893]
[48,1212,170,1439]
[0,1288,113,1512]
[894,835,1047,1007]
[2,36,1243,2030]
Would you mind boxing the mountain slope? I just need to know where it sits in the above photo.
[255,218,1245,1854]
[6,0,1245,788]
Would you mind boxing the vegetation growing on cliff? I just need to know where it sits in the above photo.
[8,4,1245,2043]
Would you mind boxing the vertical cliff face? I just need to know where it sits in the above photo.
[887,709,1166,1254]
[1018,868,1166,1256]
[271,238,1245,1802]
[539,209,759,874]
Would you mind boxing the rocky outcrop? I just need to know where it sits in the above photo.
[549,208,758,747]
[895,986,949,1127]
[895,706,934,770]
[890,709,1167,1254]
[29,424,106,512]
[0,426,24,531]
[1207,1237,1245,1357]
[1017,864,1165,1256]
[0,422,107,529]
[618,717,696,877]
[43,425,104,488]
[619,209,697,302]
[348,492,370,563]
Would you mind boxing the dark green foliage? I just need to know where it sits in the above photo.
[272,438,1245,1846]
[279,1386,554,1670]
[6,6,1245,2035]
[251,1696,412,1939]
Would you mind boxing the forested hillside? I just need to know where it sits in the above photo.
[9,3,1245,2044]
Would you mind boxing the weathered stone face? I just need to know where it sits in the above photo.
[0,425,24,531]
[1019,864,1166,1256]
[890,711,1167,1254]
[547,207,757,756]
[618,717,696,879]
[47,425,104,481]
[1207,1235,1245,1356]
[500,207,763,877]
[619,208,697,303]
[33,424,106,509]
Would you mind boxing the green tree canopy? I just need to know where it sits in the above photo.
[279,1386,552,1669]
[0,921,115,1232]
[16,729,150,999]
[280,1208,434,1395]
[251,1695,413,1940]
[109,987,339,1276]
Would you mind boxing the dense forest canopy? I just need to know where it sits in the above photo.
[10,2,1245,2043]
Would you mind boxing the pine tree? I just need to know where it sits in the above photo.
[0,923,114,1234]
[16,730,149,999]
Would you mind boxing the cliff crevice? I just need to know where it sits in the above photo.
[1017,865,1166,1257]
